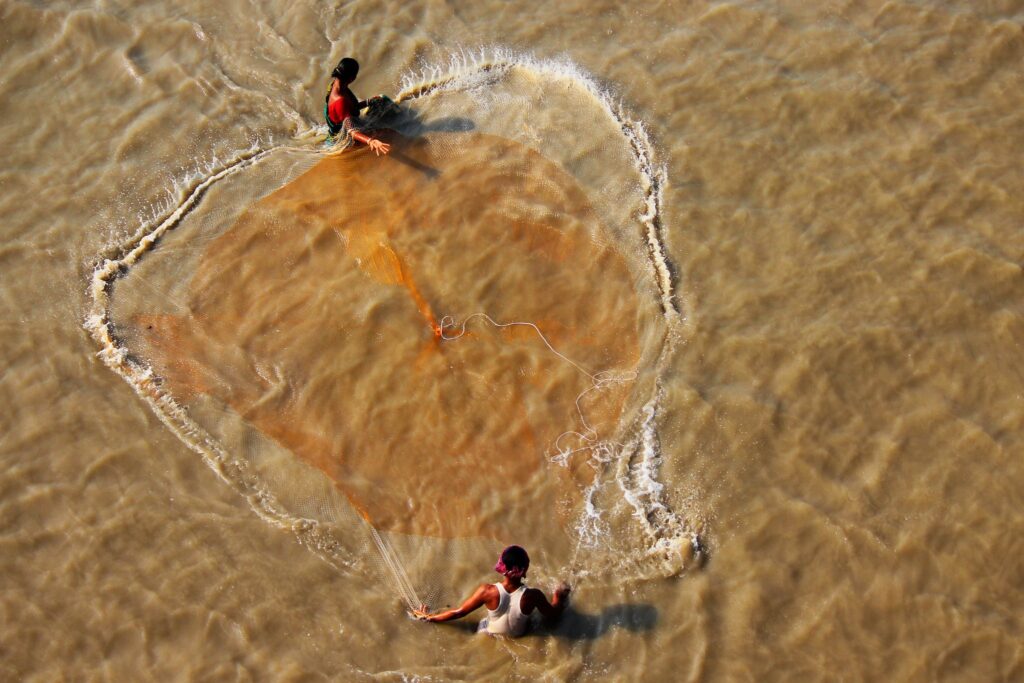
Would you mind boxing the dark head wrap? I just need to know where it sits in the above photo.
[332,57,359,82]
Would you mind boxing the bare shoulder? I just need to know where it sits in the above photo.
[476,582,501,610]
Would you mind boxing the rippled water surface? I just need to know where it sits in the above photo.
[2,1,1023,680]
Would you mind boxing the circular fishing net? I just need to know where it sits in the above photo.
[89,54,699,610]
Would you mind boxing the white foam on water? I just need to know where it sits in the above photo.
[396,48,681,324]
[618,391,704,576]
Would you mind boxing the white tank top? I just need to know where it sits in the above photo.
[480,583,529,637]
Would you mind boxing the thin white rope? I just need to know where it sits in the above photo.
[439,312,637,450]
[366,523,422,612]
[438,312,639,585]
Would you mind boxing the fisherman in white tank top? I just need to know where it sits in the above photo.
[481,580,530,636]
[412,545,570,638]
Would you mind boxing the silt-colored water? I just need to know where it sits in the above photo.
[1,1,1023,680]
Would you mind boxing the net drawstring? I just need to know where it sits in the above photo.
[438,312,638,590]
[365,522,422,612]
[439,312,637,454]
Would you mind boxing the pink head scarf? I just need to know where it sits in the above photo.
[494,545,530,579]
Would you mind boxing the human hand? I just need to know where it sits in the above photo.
[411,604,431,621]
[368,138,391,156]
[554,582,571,600]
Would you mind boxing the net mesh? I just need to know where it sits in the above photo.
[88,54,701,613]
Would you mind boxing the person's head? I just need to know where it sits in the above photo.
[494,545,530,580]
[332,57,359,84]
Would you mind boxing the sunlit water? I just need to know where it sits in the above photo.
[2,1,1023,680]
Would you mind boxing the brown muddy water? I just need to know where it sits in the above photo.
[1,1,1023,681]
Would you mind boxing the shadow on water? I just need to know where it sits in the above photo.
[543,603,658,641]
[394,111,476,136]
[388,147,441,179]
[379,107,476,179]
[420,603,659,641]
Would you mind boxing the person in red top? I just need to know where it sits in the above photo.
[325,57,391,156]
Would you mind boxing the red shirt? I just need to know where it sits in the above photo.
[327,90,358,126]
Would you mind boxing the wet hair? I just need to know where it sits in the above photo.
[331,57,359,82]
[494,545,530,579]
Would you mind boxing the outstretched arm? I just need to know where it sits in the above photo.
[350,129,391,156]
[413,583,491,623]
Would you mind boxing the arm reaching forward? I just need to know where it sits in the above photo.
[350,129,391,156]
[412,583,494,623]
